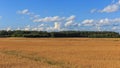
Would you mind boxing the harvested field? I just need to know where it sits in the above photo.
[0,38,120,68]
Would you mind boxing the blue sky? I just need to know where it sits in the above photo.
[0,0,120,32]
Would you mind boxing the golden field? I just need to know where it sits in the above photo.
[0,38,120,68]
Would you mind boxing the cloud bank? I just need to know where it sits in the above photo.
[16,8,120,32]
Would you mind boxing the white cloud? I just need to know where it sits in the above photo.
[98,18,110,26]
[24,25,31,31]
[54,22,61,30]
[18,9,29,14]
[33,16,65,23]
[111,18,120,22]
[96,26,101,31]
[101,4,119,13]
[66,15,76,21]
[64,15,76,27]
[92,0,120,13]
[43,22,61,31]
[81,18,120,31]
[31,24,49,31]
[39,24,46,27]
[82,19,94,26]
[33,15,76,23]
[46,27,54,31]
[6,27,11,31]
[33,15,40,18]
[112,26,120,30]
[82,18,120,27]
[65,20,74,27]
[32,15,77,29]
[90,9,97,13]
[112,26,117,30]
[18,9,41,21]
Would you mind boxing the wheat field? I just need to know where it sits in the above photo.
[0,38,120,68]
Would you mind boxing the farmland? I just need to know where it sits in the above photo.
[0,38,120,68]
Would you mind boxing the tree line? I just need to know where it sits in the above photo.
[0,30,119,38]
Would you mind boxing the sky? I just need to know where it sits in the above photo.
[0,0,120,32]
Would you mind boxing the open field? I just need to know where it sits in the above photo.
[0,38,120,68]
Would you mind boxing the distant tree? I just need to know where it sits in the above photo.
[0,30,119,38]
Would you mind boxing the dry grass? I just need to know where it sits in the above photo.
[0,38,120,68]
